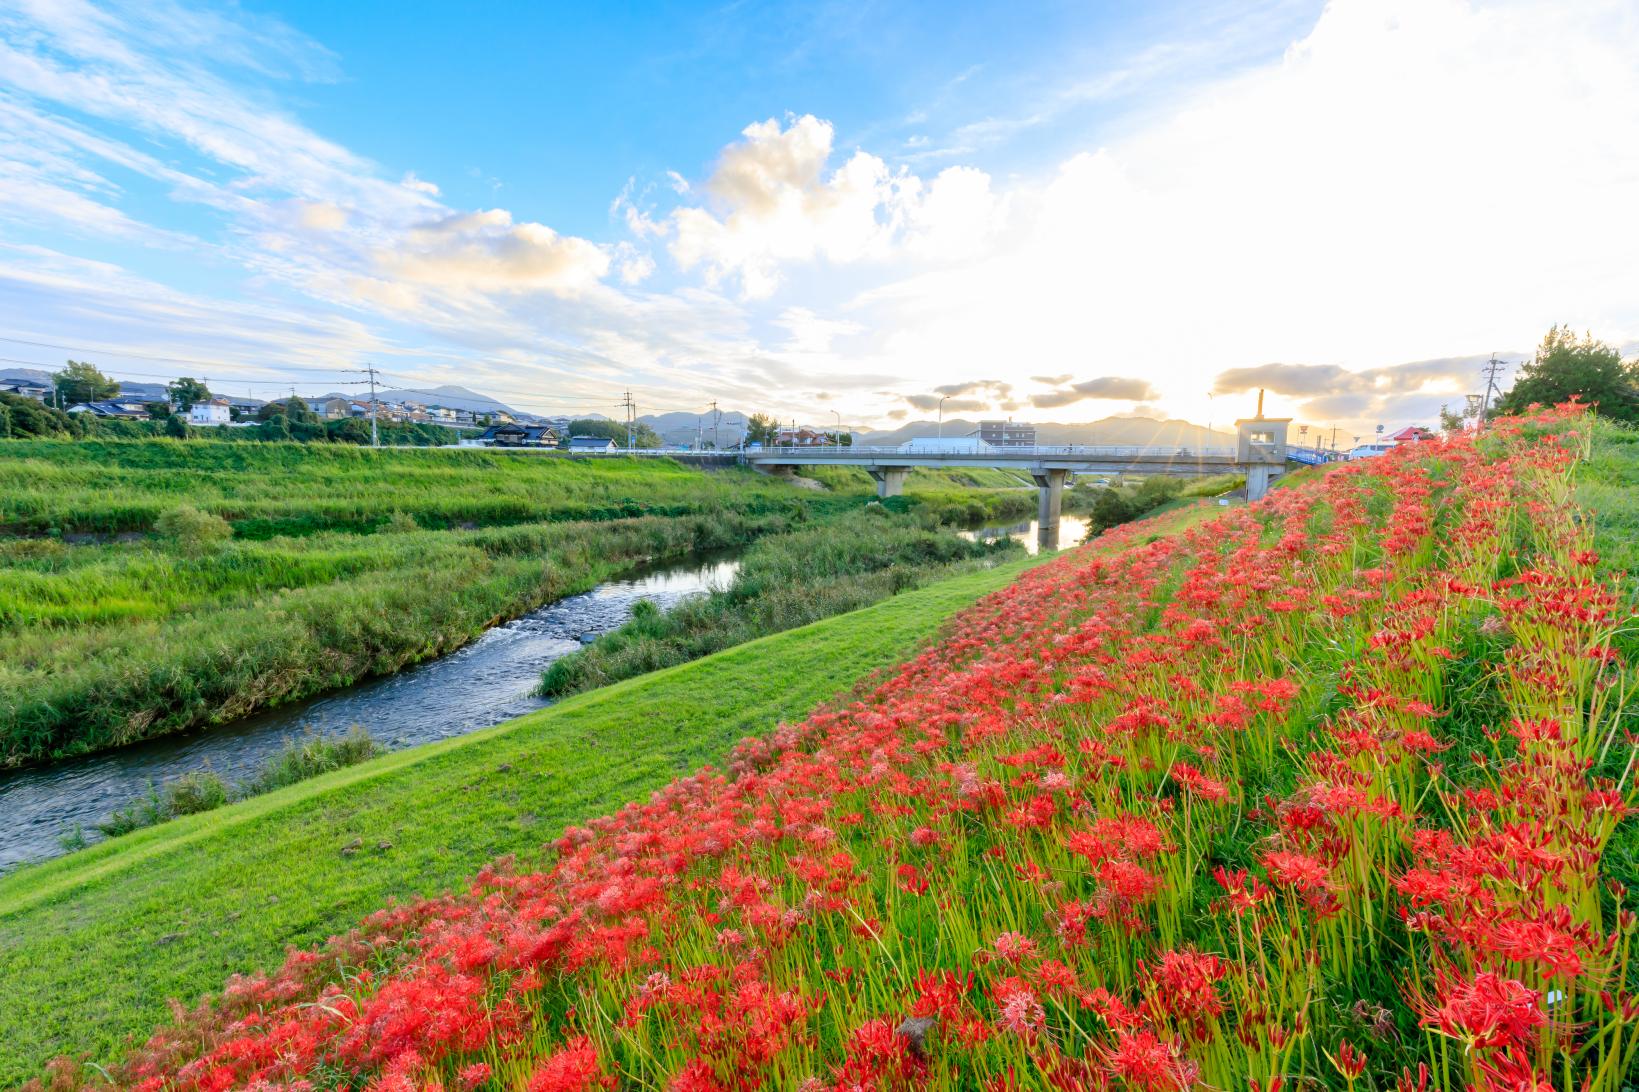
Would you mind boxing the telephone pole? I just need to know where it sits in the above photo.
[1477,354,1507,426]
[364,363,380,447]
[620,390,636,450]
[710,400,720,451]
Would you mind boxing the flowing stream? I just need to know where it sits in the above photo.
[0,552,741,872]
[0,512,1090,873]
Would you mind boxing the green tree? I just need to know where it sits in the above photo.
[167,377,211,410]
[1088,488,1138,535]
[565,418,661,448]
[1496,325,1639,423]
[163,414,191,440]
[53,360,119,406]
[146,402,173,419]
[745,413,780,446]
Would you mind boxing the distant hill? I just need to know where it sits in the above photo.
[857,416,1235,449]
[0,366,54,385]
[637,409,753,447]
[373,385,517,416]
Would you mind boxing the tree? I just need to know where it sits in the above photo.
[163,414,191,440]
[1088,488,1139,535]
[167,377,211,410]
[565,418,661,448]
[146,402,173,419]
[1,393,76,438]
[745,413,780,446]
[53,360,119,406]
[1438,404,1465,435]
[1495,325,1639,423]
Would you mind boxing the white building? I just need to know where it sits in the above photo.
[899,436,995,454]
[188,398,232,426]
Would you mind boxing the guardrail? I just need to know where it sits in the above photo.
[746,444,1240,458]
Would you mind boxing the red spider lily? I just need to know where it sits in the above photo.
[32,406,1635,1092]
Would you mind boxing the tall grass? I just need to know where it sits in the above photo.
[0,441,1044,763]
[91,727,381,841]
[540,507,1021,696]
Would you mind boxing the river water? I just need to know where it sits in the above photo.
[962,512,1090,554]
[0,554,740,872]
[0,513,1088,873]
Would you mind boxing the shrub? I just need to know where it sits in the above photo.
[382,510,420,534]
[153,505,232,553]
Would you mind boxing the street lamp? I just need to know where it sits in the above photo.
[937,394,950,440]
[831,409,842,449]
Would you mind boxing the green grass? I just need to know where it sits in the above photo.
[540,506,1022,696]
[0,441,1047,762]
[0,552,1056,1085]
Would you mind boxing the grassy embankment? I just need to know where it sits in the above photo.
[540,505,1021,697]
[0,496,1226,1085]
[0,441,1033,764]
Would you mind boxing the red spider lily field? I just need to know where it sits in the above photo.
[31,407,1638,1092]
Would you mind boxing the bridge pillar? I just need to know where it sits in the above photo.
[756,463,796,479]
[867,466,909,498]
[1030,467,1069,551]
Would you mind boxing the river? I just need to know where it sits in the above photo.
[0,553,740,872]
[0,513,1089,873]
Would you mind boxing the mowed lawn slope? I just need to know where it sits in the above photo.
[0,550,1050,1083]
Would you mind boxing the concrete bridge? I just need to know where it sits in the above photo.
[746,414,1292,549]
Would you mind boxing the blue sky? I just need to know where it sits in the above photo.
[2,0,1637,429]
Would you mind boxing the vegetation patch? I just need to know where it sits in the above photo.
[17,408,1633,1092]
[540,506,1022,697]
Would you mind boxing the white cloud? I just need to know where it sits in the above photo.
[385,209,610,294]
[668,114,1004,298]
[845,0,1639,431]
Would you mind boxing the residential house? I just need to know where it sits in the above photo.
[68,400,149,419]
[2,380,53,402]
[567,435,618,452]
[479,423,558,447]
[773,427,830,447]
[1388,425,1436,444]
[317,397,354,420]
[187,398,232,426]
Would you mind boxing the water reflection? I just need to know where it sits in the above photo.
[961,513,1091,555]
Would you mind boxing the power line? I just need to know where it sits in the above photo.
[0,335,368,376]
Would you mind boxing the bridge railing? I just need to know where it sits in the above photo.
[748,444,1240,458]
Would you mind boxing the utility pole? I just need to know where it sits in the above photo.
[1478,354,1507,426]
[710,400,720,451]
[364,363,380,447]
[620,390,636,450]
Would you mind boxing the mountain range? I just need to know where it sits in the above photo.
[5,367,1229,445]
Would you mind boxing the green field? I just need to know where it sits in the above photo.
[0,441,1040,763]
[0,552,1050,1084]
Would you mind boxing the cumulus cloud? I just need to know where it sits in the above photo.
[934,378,1012,397]
[1212,355,1495,423]
[384,210,609,294]
[668,114,1005,298]
[1029,375,1160,407]
[903,393,986,412]
[1031,373,1073,385]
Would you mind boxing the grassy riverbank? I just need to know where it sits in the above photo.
[541,505,1021,697]
[0,553,1048,1083]
[0,499,1229,1085]
[0,440,1039,763]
